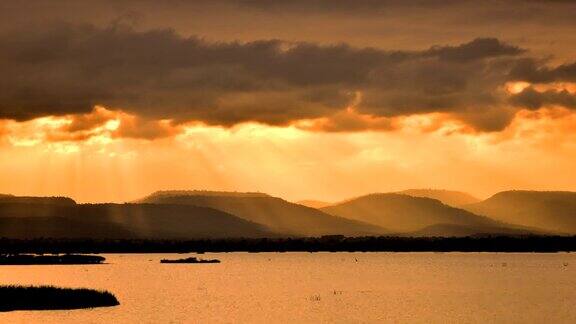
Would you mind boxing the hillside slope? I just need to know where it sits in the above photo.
[465,190,576,234]
[322,193,530,235]
[139,191,386,236]
[296,200,332,209]
[0,202,270,239]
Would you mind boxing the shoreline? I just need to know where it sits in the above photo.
[1,236,576,254]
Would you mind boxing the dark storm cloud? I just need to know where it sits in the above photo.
[230,0,462,12]
[509,59,576,83]
[0,24,374,123]
[0,23,572,131]
[509,87,576,110]
[425,38,525,62]
[225,0,573,13]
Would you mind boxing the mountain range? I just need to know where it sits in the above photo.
[464,190,576,234]
[137,190,384,236]
[0,189,574,239]
[321,193,530,236]
[0,202,270,239]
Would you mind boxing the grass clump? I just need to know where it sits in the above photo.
[0,285,119,312]
[0,254,105,265]
[161,256,220,264]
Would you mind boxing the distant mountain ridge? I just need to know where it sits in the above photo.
[322,193,530,236]
[296,200,332,209]
[0,194,76,205]
[1,189,572,239]
[139,191,386,237]
[465,190,576,234]
[137,190,270,201]
[397,189,480,207]
[0,202,270,239]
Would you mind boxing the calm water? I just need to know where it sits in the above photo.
[1,253,575,323]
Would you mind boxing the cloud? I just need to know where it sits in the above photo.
[220,0,575,14]
[509,59,576,83]
[229,0,464,12]
[424,38,525,62]
[112,115,178,140]
[509,87,576,110]
[1,107,180,145]
[0,23,573,133]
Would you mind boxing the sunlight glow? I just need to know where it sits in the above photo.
[505,81,531,94]
[1,104,576,202]
[104,119,121,131]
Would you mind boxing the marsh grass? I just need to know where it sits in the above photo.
[160,256,220,264]
[0,285,119,312]
[0,254,105,265]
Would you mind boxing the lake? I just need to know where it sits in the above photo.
[1,253,575,323]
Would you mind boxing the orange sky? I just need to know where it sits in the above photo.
[1,101,575,203]
[1,1,575,203]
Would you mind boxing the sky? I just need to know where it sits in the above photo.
[0,0,575,203]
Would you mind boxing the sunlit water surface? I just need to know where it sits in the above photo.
[1,253,575,323]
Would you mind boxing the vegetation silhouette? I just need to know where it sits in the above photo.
[2,235,576,253]
[0,286,119,312]
[136,190,270,199]
[160,256,220,264]
[0,195,76,205]
[0,254,105,265]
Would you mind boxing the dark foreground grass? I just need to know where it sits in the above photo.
[0,285,119,312]
[161,256,220,264]
[0,254,105,265]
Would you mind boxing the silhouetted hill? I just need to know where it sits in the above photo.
[138,191,386,236]
[465,190,576,234]
[296,200,331,209]
[0,203,270,239]
[0,216,135,239]
[322,193,529,236]
[397,189,480,207]
[0,195,76,205]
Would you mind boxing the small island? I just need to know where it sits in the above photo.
[0,286,119,312]
[0,254,105,265]
[160,256,220,264]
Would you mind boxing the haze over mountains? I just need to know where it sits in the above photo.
[465,191,576,234]
[138,191,384,237]
[0,189,574,239]
[296,200,332,209]
[0,202,270,239]
[396,189,481,207]
[321,193,530,236]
